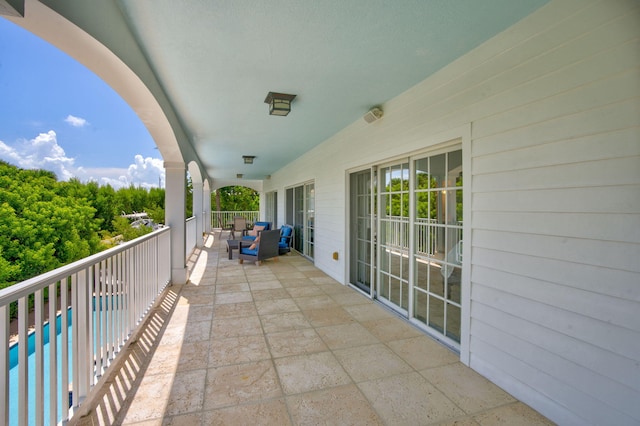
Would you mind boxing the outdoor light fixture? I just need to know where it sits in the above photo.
[236,173,243,179]
[243,155,255,164]
[264,92,296,116]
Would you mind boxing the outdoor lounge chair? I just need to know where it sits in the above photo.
[278,224,293,255]
[242,221,272,242]
[230,216,247,239]
[238,229,280,265]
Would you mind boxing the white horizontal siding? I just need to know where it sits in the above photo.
[265,0,640,423]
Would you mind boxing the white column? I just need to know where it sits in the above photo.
[164,161,188,284]
[204,182,212,233]
[193,181,204,248]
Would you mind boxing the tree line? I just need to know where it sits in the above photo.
[0,161,165,287]
[0,160,260,288]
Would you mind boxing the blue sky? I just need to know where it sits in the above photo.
[0,17,164,189]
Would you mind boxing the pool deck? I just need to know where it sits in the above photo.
[71,231,554,425]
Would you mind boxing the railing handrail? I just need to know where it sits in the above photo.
[0,226,170,308]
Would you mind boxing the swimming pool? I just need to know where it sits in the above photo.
[8,309,73,426]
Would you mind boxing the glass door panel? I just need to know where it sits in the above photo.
[305,183,315,259]
[377,161,409,312]
[349,170,373,293]
[412,149,462,344]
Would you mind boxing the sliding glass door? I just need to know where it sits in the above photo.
[286,181,314,260]
[347,146,463,346]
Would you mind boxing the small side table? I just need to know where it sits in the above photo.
[226,239,240,260]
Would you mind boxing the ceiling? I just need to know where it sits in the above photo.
[16,0,550,184]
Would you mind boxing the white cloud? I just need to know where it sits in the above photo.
[0,131,164,189]
[0,131,75,180]
[64,114,89,127]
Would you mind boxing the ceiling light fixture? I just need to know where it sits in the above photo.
[264,92,296,116]
[242,155,255,164]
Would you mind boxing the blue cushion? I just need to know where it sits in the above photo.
[240,247,258,256]
[280,226,292,244]
[254,221,271,230]
[243,235,257,241]
[278,242,288,249]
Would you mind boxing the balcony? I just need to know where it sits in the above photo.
[66,231,550,425]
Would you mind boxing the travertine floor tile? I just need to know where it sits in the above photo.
[304,306,355,327]
[358,372,465,425]
[251,288,291,301]
[182,320,211,342]
[208,335,271,367]
[421,363,515,414]
[473,402,555,425]
[211,315,262,338]
[121,372,173,423]
[344,302,395,322]
[387,336,459,370]
[362,317,423,341]
[274,351,352,395]
[164,369,206,416]
[203,399,292,426]
[215,282,250,293]
[214,291,253,305]
[203,360,281,410]
[266,328,328,358]
[286,384,383,425]
[293,294,336,311]
[212,302,257,318]
[285,285,325,298]
[176,340,211,371]
[249,280,283,291]
[255,298,299,315]
[261,312,311,334]
[334,343,413,382]
[316,323,379,349]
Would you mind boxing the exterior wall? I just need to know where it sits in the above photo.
[264,0,640,424]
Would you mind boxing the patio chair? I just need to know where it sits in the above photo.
[242,221,272,242]
[230,216,247,239]
[278,224,293,255]
[238,229,280,265]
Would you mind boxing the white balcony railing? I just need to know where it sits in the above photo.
[211,211,259,229]
[186,216,197,258]
[0,227,171,426]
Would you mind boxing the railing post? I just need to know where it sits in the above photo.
[0,305,8,426]
[34,289,44,426]
[48,282,58,425]
[18,297,28,426]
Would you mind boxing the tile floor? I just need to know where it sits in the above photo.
[72,232,554,425]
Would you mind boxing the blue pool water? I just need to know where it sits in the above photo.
[8,309,73,426]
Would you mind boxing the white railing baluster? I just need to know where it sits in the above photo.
[35,289,44,426]
[0,305,8,426]
[61,277,70,423]
[48,282,58,426]
[18,297,28,426]
[94,263,102,380]
[69,272,81,410]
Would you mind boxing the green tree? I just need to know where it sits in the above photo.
[212,186,259,211]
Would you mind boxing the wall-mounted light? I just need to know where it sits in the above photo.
[243,155,255,164]
[264,92,296,116]
[236,173,243,179]
[363,107,383,123]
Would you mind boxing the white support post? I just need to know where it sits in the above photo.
[204,182,212,233]
[164,161,188,284]
[193,181,204,247]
